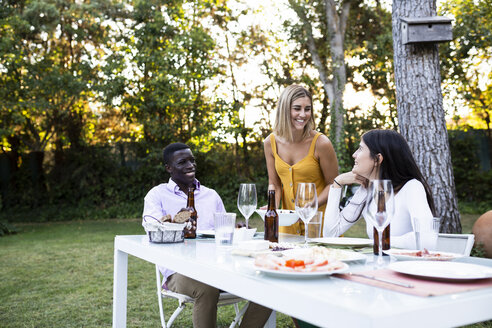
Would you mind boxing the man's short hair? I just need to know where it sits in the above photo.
[163,143,190,165]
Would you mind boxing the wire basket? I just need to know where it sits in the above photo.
[147,229,184,243]
[143,220,186,244]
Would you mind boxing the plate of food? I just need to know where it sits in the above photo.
[256,209,299,226]
[310,237,373,247]
[281,247,366,262]
[388,261,492,281]
[252,247,349,278]
[384,248,464,261]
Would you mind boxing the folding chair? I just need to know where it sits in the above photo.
[436,233,475,256]
[155,265,249,328]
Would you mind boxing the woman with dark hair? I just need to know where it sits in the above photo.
[323,129,436,247]
[263,84,338,235]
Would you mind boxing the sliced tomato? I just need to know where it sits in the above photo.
[312,260,328,267]
[285,259,305,268]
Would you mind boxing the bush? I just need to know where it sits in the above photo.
[2,130,490,223]
[0,221,17,236]
[0,142,269,222]
[449,130,492,207]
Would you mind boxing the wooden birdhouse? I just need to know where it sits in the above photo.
[401,17,453,45]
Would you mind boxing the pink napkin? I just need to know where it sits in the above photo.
[334,269,492,297]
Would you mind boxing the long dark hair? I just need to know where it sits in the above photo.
[362,129,436,215]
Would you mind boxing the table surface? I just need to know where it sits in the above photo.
[113,234,492,328]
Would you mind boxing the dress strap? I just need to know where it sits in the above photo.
[308,132,322,155]
[270,134,278,158]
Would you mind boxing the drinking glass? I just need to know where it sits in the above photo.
[214,212,236,247]
[363,180,394,266]
[413,216,441,251]
[295,183,318,244]
[307,211,323,240]
[237,183,257,229]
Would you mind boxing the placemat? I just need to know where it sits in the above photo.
[334,269,492,297]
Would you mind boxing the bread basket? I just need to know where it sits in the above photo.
[143,220,186,243]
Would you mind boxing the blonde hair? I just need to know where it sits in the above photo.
[273,85,315,142]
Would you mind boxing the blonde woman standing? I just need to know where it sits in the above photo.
[263,85,339,235]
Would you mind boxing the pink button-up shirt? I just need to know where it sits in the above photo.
[142,178,226,282]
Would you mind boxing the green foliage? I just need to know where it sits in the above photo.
[348,4,397,130]
[458,201,492,216]
[449,130,492,207]
[107,0,228,148]
[470,242,487,258]
[0,0,124,153]
[2,127,490,223]
[280,0,397,171]
[0,0,490,228]
[0,141,269,222]
[194,143,269,212]
[0,220,17,236]
[439,0,492,131]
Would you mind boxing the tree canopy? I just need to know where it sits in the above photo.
[0,0,490,223]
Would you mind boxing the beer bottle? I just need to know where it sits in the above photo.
[264,190,279,242]
[184,187,197,239]
[373,226,390,255]
[373,190,390,254]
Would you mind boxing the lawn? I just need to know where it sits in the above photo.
[0,214,490,328]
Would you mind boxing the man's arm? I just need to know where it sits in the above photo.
[142,189,166,223]
[215,191,226,214]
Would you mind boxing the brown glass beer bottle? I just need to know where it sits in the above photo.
[184,187,197,239]
[373,225,390,255]
[264,190,279,242]
[373,190,390,254]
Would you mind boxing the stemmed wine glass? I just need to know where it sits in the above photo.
[295,183,318,244]
[363,180,395,266]
[237,183,257,229]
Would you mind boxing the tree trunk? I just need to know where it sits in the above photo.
[326,0,349,169]
[392,0,461,233]
[289,0,350,168]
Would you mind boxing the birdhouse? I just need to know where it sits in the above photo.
[401,16,453,45]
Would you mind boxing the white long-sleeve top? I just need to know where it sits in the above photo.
[323,179,434,249]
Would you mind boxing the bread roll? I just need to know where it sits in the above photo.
[159,214,172,223]
[173,210,191,223]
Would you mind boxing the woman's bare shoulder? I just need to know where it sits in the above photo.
[263,133,274,146]
[315,133,334,149]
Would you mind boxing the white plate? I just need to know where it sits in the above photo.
[389,261,492,281]
[384,249,464,261]
[311,237,372,247]
[281,248,367,262]
[254,262,349,278]
[197,230,215,237]
[256,209,299,226]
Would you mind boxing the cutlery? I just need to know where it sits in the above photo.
[350,273,414,288]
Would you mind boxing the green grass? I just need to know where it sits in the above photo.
[0,218,294,328]
[0,214,490,328]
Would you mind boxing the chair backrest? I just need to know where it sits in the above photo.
[436,233,475,256]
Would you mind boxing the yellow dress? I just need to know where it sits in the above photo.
[270,132,327,235]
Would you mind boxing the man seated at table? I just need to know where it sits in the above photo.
[143,142,272,328]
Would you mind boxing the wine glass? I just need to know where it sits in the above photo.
[363,180,395,266]
[237,183,257,229]
[295,182,318,244]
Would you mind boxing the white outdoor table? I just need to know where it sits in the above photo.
[113,234,492,328]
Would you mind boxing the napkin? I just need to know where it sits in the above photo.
[335,269,492,297]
